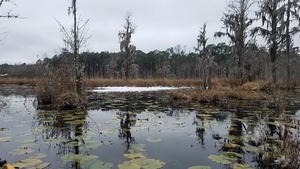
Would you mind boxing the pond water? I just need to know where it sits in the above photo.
[1,85,300,169]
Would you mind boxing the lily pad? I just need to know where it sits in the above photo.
[241,146,260,153]
[146,137,162,143]
[0,136,12,143]
[82,140,103,150]
[61,154,98,163]
[127,144,146,153]
[233,163,253,169]
[208,155,232,165]
[118,161,140,169]
[13,158,43,168]
[131,158,165,169]
[35,162,51,169]
[9,147,34,155]
[82,160,113,169]
[188,166,212,169]
[124,153,146,159]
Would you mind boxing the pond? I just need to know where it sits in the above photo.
[1,85,300,169]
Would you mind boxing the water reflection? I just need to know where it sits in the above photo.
[33,110,87,169]
[118,112,136,151]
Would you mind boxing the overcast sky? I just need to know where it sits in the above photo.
[0,0,229,64]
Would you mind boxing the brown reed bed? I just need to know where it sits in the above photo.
[0,77,38,86]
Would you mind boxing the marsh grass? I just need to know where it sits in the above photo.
[36,66,86,110]
[172,78,270,103]
[0,77,38,86]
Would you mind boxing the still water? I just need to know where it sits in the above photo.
[1,85,300,169]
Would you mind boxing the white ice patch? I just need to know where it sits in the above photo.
[91,86,189,93]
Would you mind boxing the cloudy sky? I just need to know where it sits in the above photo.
[0,0,228,64]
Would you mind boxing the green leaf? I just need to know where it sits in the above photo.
[0,136,12,143]
[124,153,146,159]
[61,154,98,163]
[233,163,253,169]
[208,155,232,165]
[9,147,34,155]
[118,161,140,169]
[131,158,165,169]
[241,146,260,153]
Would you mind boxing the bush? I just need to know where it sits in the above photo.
[36,65,86,110]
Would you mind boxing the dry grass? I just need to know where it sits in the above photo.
[0,77,38,86]
[172,78,270,103]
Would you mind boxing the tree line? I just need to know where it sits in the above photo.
[0,42,299,82]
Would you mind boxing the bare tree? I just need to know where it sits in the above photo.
[196,23,211,89]
[57,0,89,99]
[0,0,19,18]
[118,12,137,82]
[215,0,254,80]
[251,0,286,83]
[283,0,300,86]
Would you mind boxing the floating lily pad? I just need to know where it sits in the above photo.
[82,160,113,169]
[131,158,165,169]
[0,127,9,132]
[208,155,232,165]
[34,162,51,169]
[82,140,103,150]
[146,137,162,143]
[118,158,165,169]
[13,158,43,168]
[124,153,146,159]
[241,146,260,153]
[127,144,146,153]
[118,161,140,169]
[0,136,12,143]
[233,163,253,169]
[9,147,34,155]
[188,166,212,169]
[61,154,98,163]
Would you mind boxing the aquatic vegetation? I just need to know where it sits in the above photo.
[188,166,212,169]
[61,154,98,163]
[146,137,162,143]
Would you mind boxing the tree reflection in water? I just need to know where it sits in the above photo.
[32,110,88,169]
[118,111,137,151]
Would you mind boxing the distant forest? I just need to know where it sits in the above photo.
[0,43,299,83]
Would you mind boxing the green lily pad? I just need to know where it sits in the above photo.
[127,144,146,153]
[188,166,212,169]
[146,137,162,143]
[118,161,140,169]
[82,160,114,169]
[131,158,165,169]
[35,162,51,169]
[61,154,98,163]
[124,153,146,159]
[13,158,43,168]
[241,146,260,153]
[82,140,103,150]
[233,163,253,169]
[9,147,34,155]
[0,136,12,143]
[0,127,9,132]
[208,155,232,165]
